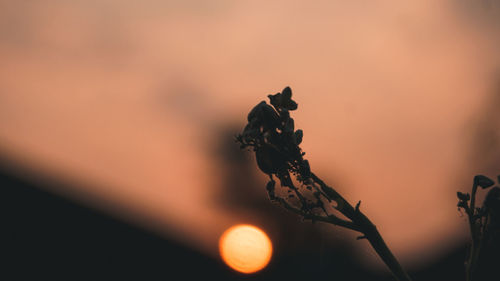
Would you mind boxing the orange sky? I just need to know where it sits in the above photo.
[1,0,499,270]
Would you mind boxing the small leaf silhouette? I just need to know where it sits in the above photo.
[268,87,298,111]
[474,175,495,189]
[282,86,292,99]
[281,87,297,110]
[294,129,303,145]
[457,201,468,209]
[268,93,282,110]
[457,192,470,201]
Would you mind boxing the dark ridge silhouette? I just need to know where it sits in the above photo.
[0,162,232,281]
[0,154,471,281]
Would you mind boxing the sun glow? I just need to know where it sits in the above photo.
[219,224,273,274]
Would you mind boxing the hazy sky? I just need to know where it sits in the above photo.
[1,0,499,270]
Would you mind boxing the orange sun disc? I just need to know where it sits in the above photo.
[219,224,273,274]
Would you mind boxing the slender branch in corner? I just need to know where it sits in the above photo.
[457,175,500,281]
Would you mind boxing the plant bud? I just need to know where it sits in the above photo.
[457,191,470,201]
[474,175,495,189]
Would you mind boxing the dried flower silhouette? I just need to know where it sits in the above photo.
[457,175,500,281]
[236,87,412,281]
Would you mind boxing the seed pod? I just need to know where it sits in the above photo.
[281,86,292,100]
[474,175,495,189]
[247,101,266,122]
[260,103,280,131]
[281,87,298,110]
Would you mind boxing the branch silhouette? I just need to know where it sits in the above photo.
[236,87,412,281]
[457,175,500,281]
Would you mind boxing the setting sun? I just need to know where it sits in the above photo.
[219,224,273,274]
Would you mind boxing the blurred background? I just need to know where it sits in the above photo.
[1,0,500,280]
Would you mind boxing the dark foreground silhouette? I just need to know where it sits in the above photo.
[1,156,467,281]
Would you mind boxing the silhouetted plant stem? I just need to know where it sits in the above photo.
[236,87,412,281]
[311,173,412,281]
[466,184,479,281]
[458,175,498,281]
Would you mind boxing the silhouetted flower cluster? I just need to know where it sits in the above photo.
[236,87,412,281]
[236,87,319,212]
[237,87,309,179]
